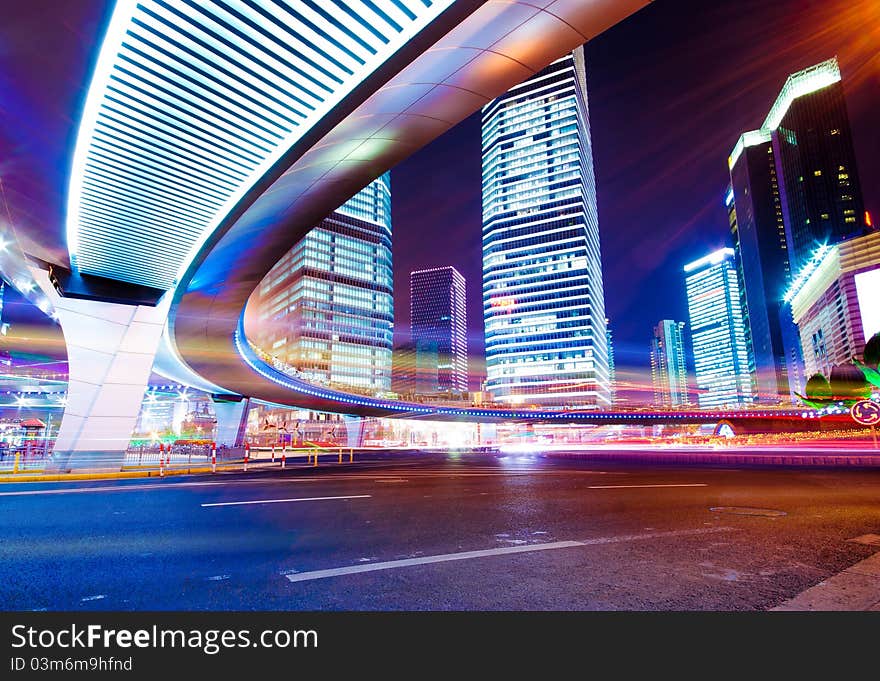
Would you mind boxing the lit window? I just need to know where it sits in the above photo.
[813,170,822,176]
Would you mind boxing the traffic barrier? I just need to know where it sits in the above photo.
[313,449,318,467]
[281,451,286,469]
[271,444,275,463]
[211,445,217,474]
[159,455,165,478]
[349,448,354,463]
[244,444,249,472]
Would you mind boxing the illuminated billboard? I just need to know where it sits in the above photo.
[855,268,880,341]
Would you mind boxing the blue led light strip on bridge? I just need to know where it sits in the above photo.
[67,0,456,291]
[234,317,815,423]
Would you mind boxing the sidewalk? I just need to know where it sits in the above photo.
[773,550,880,611]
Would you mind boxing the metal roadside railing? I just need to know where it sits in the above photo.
[0,439,365,478]
[0,448,51,474]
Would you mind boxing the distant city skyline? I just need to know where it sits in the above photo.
[0,0,877,404]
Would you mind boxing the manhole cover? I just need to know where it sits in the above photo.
[710,506,787,517]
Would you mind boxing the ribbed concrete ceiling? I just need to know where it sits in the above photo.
[68,0,464,290]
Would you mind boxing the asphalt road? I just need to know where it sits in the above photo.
[2,451,880,610]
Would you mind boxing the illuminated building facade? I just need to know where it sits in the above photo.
[650,320,689,408]
[250,174,393,392]
[725,183,757,393]
[410,266,468,393]
[685,249,755,408]
[768,59,870,272]
[606,318,616,406]
[787,232,880,378]
[727,57,871,401]
[392,340,440,397]
[481,47,610,408]
[728,59,870,273]
[727,142,793,402]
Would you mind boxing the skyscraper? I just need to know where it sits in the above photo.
[684,249,755,409]
[410,266,468,394]
[606,318,616,406]
[249,173,393,392]
[650,320,689,408]
[729,58,870,273]
[481,47,610,408]
[727,57,871,401]
[770,59,870,272]
[727,141,792,402]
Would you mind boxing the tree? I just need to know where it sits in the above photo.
[804,373,832,401]
[829,364,871,401]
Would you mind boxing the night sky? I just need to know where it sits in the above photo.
[1,1,878,403]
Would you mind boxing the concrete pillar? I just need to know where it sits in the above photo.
[33,270,170,471]
[171,399,189,436]
[342,414,365,448]
[213,397,250,447]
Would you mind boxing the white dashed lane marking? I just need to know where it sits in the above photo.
[283,527,733,583]
[201,494,371,508]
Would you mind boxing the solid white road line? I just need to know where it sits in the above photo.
[201,494,371,508]
[587,483,708,490]
[284,527,732,583]
[0,470,622,496]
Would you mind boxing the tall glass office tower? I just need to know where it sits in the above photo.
[410,266,468,393]
[727,143,793,403]
[650,320,689,408]
[685,249,755,409]
[481,47,610,408]
[249,173,393,392]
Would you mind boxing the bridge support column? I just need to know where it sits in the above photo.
[33,270,170,471]
[212,397,250,447]
[342,415,365,448]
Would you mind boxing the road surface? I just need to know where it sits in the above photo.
[2,451,879,610]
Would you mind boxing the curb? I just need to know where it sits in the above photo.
[0,465,246,483]
[544,450,880,467]
[772,552,880,611]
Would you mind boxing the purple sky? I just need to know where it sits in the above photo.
[1,1,878,401]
